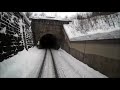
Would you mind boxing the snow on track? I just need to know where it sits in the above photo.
[40,50,56,78]
[0,47,107,78]
[52,49,107,78]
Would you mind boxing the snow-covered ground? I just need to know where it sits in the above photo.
[0,47,45,78]
[64,23,120,41]
[0,47,107,78]
[52,49,107,78]
[70,29,120,41]
[31,16,70,22]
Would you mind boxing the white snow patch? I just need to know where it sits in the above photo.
[86,27,120,36]
[13,33,19,37]
[0,47,45,78]
[0,27,6,34]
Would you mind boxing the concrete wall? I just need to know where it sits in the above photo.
[69,39,120,78]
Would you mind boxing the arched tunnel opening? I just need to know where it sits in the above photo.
[39,34,60,50]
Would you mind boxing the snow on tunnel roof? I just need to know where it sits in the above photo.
[30,16,71,23]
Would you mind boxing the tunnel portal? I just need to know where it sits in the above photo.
[40,34,60,49]
[31,18,71,50]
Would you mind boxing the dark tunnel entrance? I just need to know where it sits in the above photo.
[40,34,60,50]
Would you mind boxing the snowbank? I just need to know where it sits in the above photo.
[71,29,120,41]
[0,47,45,78]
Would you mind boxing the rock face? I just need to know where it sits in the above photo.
[31,18,71,50]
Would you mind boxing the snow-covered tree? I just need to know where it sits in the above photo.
[25,12,33,19]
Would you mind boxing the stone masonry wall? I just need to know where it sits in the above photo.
[0,12,33,62]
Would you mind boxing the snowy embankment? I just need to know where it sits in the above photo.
[64,22,120,41]
[70,29,120,41]
[52,49,107,78]
[0,47,45,78]
[0,47,107,78]
[64,12,120,41]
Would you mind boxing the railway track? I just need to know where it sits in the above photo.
[38,49,59,78]
[37,49,107,78]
